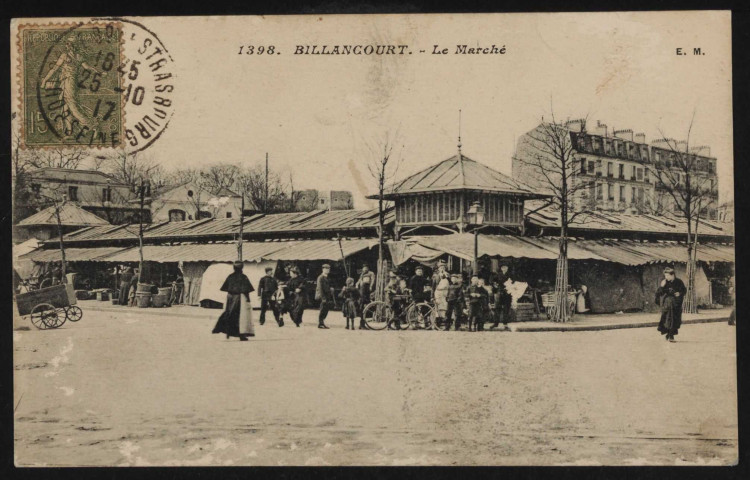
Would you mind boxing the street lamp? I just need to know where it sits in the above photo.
[466,200,485,276]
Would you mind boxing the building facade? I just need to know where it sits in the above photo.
[19,168,147,224]
[513,120,719,220]
[296,190,354,211]
[149,182,250,223]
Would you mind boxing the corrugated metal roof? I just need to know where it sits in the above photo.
[73,239,378,264]
[56,208,395,245]
[526,204,734,239]
[17,203,111,227]
[20,247,128,262]
[377,154,548,198]
[393,234,734,266]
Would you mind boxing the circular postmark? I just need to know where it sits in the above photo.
[28,18,175,154]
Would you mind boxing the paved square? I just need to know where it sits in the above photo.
[13,304,738,466]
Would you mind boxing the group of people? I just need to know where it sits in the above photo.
[211,260,696,342]
[384,259,515,331]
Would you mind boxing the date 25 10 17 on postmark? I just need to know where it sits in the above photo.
[17,18,176,153]
[19,23,124,148]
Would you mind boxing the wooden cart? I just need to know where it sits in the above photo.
[15,284,82,330]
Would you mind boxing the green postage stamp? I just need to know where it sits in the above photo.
[18,22,124,148]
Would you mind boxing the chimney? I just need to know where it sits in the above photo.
[675,140,688,152]
[634,133,646,144]
[651,138,675,146]
[595,120,608,137]
[613,128,634,141]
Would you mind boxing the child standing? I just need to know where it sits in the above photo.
[444,274,465,331]
[339,277,361,330]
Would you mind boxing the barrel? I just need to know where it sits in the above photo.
[136,283,153,294]
[151,294,168,308]
[96,291,110,301]
[158,287,172,296]
[136,292,151,308]
[111,291,120,305]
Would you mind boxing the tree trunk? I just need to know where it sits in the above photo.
[56,204,67,283]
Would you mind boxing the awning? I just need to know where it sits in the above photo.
[390,234,734,266]
[19,247,129,263]
[47,239,378,264]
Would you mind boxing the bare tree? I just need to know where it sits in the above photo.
[362,130,403,302]
[650,116,717,313]
[514,112,594,322]
[235,163,288,213]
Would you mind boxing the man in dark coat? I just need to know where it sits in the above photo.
[315,264,334,329]
[286,267,306,327]
[258,266,282,326]
[444,274,465,331]
[212,261,255,341]
[119,266,134,306]
[655,267,687,342]
[409,266,430,303]
[491,262,513,330]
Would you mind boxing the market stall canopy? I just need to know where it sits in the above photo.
[389,234,734,266]
[20,246,129,263]
[50,239,379,264]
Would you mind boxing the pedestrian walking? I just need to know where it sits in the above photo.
[655,267,686,342]
[491,262,513,330]
[444,274,465,331]
[339,278,361,330]
[287,267,306,327]
[477,278,491,331]
[356,264,375,319]
[119,266,134,306]
[272,282,287,326]
[258,267,282,326]
[212,261,255,341]
[315,264,334,329]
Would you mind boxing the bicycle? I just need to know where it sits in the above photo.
[362,294,438,330]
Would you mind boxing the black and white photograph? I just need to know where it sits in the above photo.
[9,11,737,467]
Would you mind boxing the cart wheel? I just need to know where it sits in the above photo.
[30,303,56,330]
[362,301,392,331]
[408,303,436,330]
[64,306,83,322]
[48,308,67,328]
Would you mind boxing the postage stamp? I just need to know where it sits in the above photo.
[18,22,124,148]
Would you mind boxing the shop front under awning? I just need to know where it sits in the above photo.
[388,234,734,266]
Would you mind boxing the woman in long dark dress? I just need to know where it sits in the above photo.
[655,267,687,342]
[212,262,255,341]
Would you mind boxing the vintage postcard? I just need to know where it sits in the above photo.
[10,12,736,467]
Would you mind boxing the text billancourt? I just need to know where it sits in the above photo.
[293,44,506,55]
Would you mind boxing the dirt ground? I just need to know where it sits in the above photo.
[13,305,738,466]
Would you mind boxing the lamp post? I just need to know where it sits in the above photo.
[466,200,485,276]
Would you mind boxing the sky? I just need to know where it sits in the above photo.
[12,11,733,209]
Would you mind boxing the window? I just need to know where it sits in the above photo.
[168,209,186,222]
[637,167,643,181]
[596,183,603,200]
[102,188,112,202]
[637,187,644,204]
[226,211,232,218]
[631,187,636,203]
[68,186,78,201]
[198,210,212,219]
[596,160,602,177]
[631,165,637,180]
[619,185,625,202]
[645,168,650,183]
[587,160,595,174]
[618,164,624,179]
[708,161,715,174]
[579,159,586,174]
[607,184,614,201]
[607,162,613,177]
